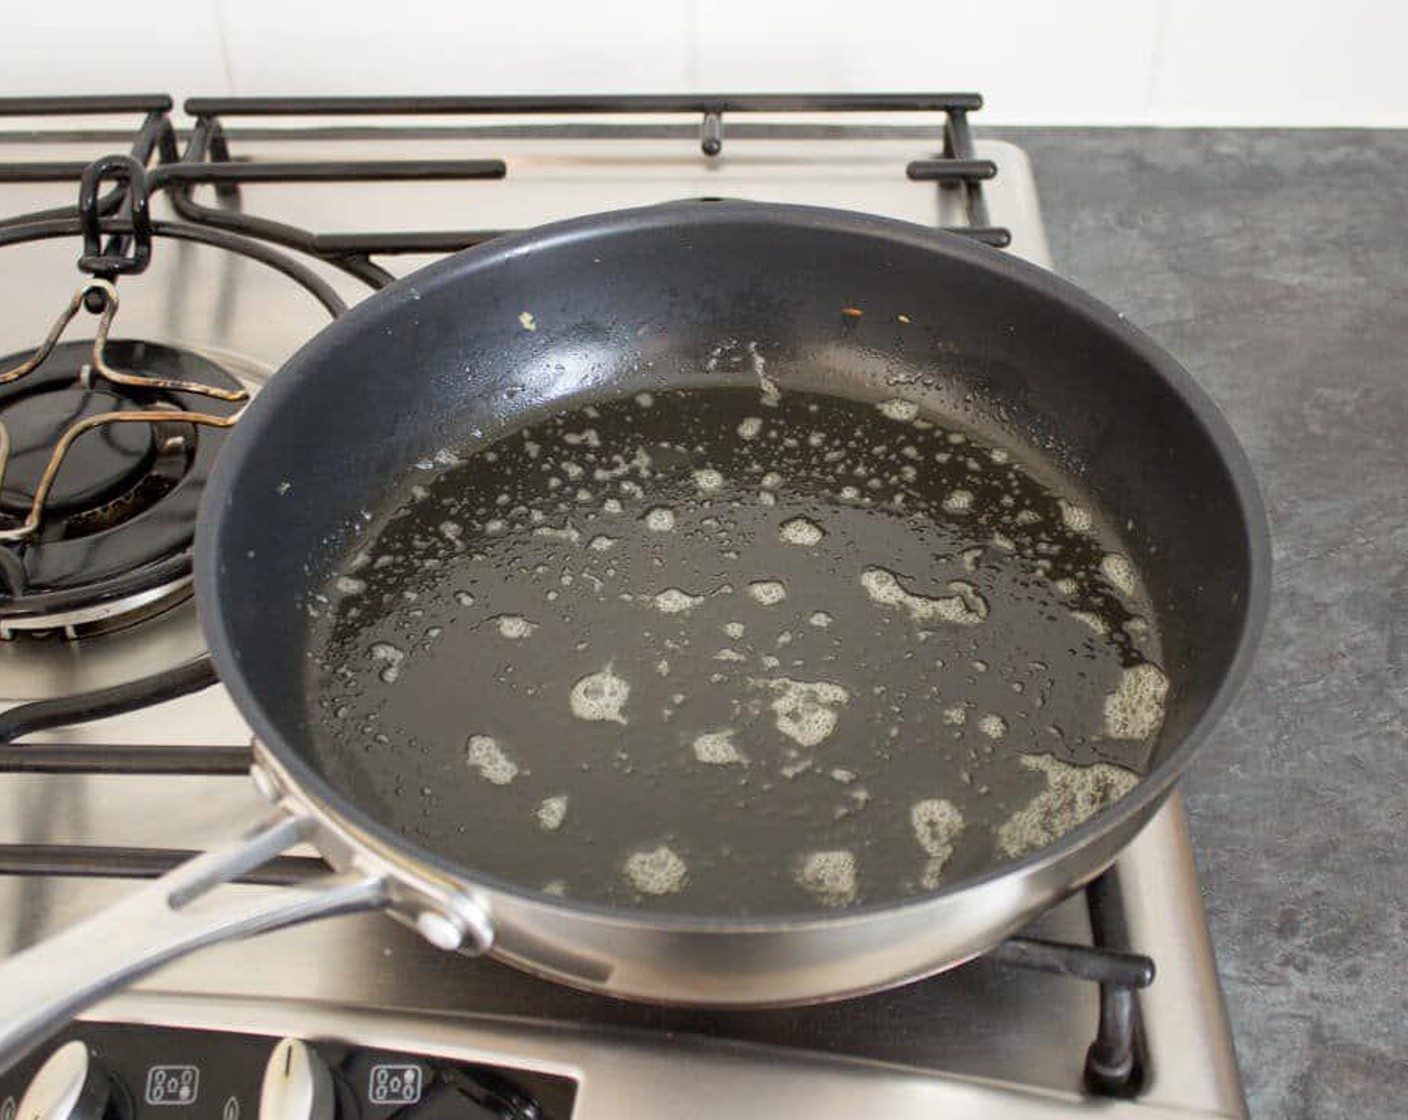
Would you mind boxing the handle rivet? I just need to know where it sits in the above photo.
[415,910,465,951]
[249,764,279,803]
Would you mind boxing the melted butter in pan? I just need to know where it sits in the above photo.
[306,386,1166,916]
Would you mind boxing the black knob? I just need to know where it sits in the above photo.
[412,1068,539,1120]
[16,1043,116,1120]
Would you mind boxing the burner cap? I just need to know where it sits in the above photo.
[0,387,156,516]
[0,338,247,635]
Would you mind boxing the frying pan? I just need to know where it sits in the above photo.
[0,201,1269,1070]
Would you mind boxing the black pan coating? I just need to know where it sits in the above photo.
[196,202,1267,922]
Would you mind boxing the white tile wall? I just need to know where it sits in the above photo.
[692,0,1165,124]
[216,0,695,96]
[0,0,1403,125]
[1147,0,1408,126]
[0,1,227,101]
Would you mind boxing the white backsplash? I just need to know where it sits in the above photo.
[0,0,1404,125]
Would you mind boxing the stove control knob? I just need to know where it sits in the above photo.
[16,1042,114,1120]
[259,1040,334,1120]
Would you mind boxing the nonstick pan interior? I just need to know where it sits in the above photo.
[197,202,1266,921]
[299,380,1168,914]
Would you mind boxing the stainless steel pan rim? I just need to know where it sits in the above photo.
[246,738,1158,937]
[242,741,1170,1008]
[250,738,1165,938]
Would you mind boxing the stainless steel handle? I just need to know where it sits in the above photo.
[0,813,387,1073]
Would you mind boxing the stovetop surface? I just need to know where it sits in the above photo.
[0,107,1243,1118]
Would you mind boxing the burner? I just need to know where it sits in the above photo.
[1,387,155,515]
[0,338,245,636]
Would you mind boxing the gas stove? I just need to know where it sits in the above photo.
[0,94,1245,1120]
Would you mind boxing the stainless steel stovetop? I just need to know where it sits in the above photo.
[0,96,1245,1119]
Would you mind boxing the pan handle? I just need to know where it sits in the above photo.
[0,813,387,1072]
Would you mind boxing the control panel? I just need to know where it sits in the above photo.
[0,1026,574,1120]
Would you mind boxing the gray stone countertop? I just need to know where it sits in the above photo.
[990,128,1407,1119]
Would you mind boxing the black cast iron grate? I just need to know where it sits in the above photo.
[0,91,1010,296]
